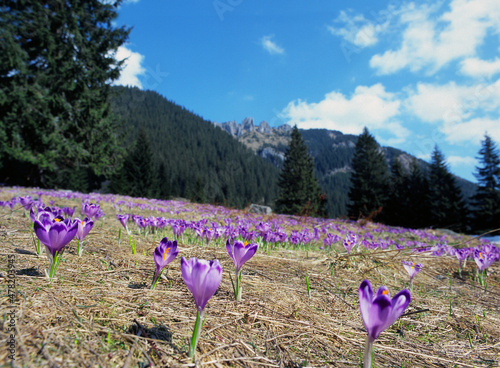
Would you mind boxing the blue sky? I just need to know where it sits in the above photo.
[114,0,500,183]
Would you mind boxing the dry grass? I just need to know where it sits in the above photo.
[0,190,499,368]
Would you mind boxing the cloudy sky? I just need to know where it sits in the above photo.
[115,0,500,182]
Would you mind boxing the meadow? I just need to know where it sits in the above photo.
[0,186,499,368]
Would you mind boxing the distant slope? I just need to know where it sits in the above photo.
[215,119,478,218]
[110,87,279,208]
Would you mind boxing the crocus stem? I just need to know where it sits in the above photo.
[189,310,204,360]
[77,240,84,256]
[150,269,164,290]
[47,250,62,281]
[409,278,413,292]
[236,270,242,301]
[363,336,374,368]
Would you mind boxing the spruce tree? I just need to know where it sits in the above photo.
[406,158,432,229]
[384,157,410,226]
[427,146,467,231]
[110,128,158,198]
[275,126,325,216]
[347,127,389,220]
[0,0,129,189]
[471,134,500,234]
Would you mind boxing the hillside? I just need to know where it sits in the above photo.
[109,87,279,208]
[215,118,478,218]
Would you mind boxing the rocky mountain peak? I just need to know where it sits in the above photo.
[213,118,291,137]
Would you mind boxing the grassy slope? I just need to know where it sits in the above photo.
[0,187,499,367]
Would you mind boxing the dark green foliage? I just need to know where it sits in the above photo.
[405,158,432,229]
[470,134,500,234]
[347,127,389,220]
[109,128,158,198]
[110,86,278,208]
[275,126,326,217]
[319,172,351,219]
[383,157,410,226]
[427,146,468,231]
[0,0,129,189]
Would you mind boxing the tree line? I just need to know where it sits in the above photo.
[347,128,500,234]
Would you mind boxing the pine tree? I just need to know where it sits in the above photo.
[275,126,325,216]
[427,146,467,231]
[384,157,410,226]
[110,128,158,198]
[406,158,432,229]
[347,127,389,220]
[471,134,500,234]
[0,0,129,189]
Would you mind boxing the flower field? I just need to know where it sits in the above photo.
[1,187,499,367]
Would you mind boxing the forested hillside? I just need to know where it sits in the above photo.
[110,86,278,208]
[231,126,477,218]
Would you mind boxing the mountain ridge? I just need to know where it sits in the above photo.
[213,117,478,217]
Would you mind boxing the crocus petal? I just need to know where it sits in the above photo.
[236,243,258,269]
[154,238,178,274]
[359,279,411,340]
[384,289,411,331]
[226,239,234,262]
[366,294,392,339]
[33,220,50,246]
[181,257,222,312]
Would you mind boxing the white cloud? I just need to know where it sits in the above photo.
[440,117,500,144]
[327,10,390,48]
[112,46,146,88]
[260,35,285,55]
[406,82,477,123]
[370,0,500,75]
[280,84,408,142]
[406,79,500,123]
[447,155,476,167]
[460,57,500,78]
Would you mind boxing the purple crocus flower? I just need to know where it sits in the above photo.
[34,217,78,258]
[343,232,358,254]
[34,216,78,280]
[82,202,100,218]
[18,196,33,211]
[73,217,94,256]
[226,240,258,273]
[150,237,178,289]
[226,239,258,301]
[74,217,94,241]
[116,214,131,233]
[359,279,411,368]
[473,249,496,272]
[181,257,222,360]
[454,248,470,277]
[181,257,223,312]
[402,260,423,291]
[62,206,76,217]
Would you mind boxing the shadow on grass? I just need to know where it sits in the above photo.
[17,266,43,277]
[128,281,147,289]
[15,248,37,256]
[129,319,183,355]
